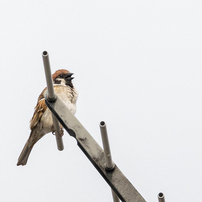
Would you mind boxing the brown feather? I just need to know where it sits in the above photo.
[30,88,47,130]
[37,87,47,102]
[17,127,44,166]
[17,140,33,166]
[52,69,70,81]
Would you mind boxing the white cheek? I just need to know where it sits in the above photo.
[61,79,66,85]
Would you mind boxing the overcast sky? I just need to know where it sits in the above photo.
[1,1,202,201]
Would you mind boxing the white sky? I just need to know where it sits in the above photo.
[1,1,202,201]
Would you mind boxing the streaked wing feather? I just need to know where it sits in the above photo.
[30,88,47,130]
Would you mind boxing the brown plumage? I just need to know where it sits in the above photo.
[30,89,47,130]
[17,69,78,166]
[52,69,70,81]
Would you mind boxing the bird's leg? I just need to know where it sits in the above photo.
[59,127,64,137]
[51,125,55,135]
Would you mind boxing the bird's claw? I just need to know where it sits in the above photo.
[52,127,64,137]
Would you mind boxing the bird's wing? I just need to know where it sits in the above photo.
[30,87,47,130]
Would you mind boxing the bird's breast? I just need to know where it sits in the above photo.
[54,85,77,115]
[40,85,77,133]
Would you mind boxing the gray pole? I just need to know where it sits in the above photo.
[111,190,120,202]
[42,51,64,151]
[99,121,114,170]
[100,121,119,202]
[42,51,56,101]
[158,192,165,202]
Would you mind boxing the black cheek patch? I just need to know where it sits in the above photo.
[54,79,61,84]
[65,80,73,88]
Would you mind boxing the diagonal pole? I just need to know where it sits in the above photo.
[45,93,146,202]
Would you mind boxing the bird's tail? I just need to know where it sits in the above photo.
[17,140,33,166]
[17,128,44,166]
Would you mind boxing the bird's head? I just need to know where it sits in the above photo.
[52,69,74,88]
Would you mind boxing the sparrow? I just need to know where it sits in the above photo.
[17,69,78,166]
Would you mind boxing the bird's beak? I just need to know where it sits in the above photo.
[65,73,74,80]
[65,72,74,77]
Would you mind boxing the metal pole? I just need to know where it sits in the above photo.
[100,121,119,202]
[42,51,64,151]
[112,190,120,202]
[99,121,114,170]
[158,192,165,202]
[42,51,56,101]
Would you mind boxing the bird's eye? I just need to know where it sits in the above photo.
[60,74,63,77]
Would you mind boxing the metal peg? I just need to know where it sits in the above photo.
[42,51,56,101]
[100,121,119,202]
[111,190,120,202]
[158,192,165,202]
[42,51,64,151]
[100,121,115,170]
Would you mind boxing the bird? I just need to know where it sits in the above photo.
[17,69,78,166]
